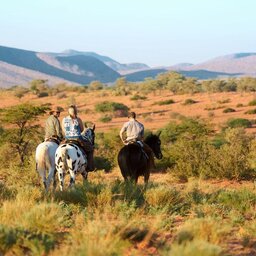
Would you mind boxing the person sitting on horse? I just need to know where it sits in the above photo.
[45,106,64,143]
[119,111,155,170]
[62,105,95,172]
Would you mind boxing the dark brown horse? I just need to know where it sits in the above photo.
[117,133,163,183]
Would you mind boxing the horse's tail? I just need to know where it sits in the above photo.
[36,144,51,178]
[118,146,133,179]
[59,146,69,171]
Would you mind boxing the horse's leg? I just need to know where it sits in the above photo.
[144,170,150,184]
[53,169,57,191]
[46,166,55,190]
[81,170,88,183]
[58,169,65,191]
[42,172,48,191]
[68,170,76,188]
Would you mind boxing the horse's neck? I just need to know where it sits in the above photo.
[83,129,94,144]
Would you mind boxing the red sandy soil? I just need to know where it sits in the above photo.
[1,90,256,134]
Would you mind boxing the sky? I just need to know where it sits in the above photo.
[0,0,256,67]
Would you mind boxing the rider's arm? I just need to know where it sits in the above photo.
[61,118,66,137]
[77,117,84,133]
[120,123,128,142]
[55,118,63,139]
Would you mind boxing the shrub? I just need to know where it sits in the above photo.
[236,103,244,107]
[155,99,175,105]
[130,94,147,101]
[99,115,112,123]
[226,118,252,128]
[244,109,256,114]
[94,156,112,172]
[217,99,230,104]
[183,99,197,105]
[0,225,56,255]
[248,99,256,106]
[169,135,213,178]
[160,118,212,144]
[37,92,49,98]
[95,101,129,115]
[209,128,255,179]
[223,108,236,113]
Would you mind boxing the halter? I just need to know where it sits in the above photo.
[82,128,95,145]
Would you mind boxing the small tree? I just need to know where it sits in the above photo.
[0,104,49,165]
[88,80,104,91]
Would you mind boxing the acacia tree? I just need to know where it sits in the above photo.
[0,104,49,166]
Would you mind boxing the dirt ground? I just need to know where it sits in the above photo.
[1,90,256,134]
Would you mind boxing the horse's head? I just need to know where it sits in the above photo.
[83,124,95,145]
[144,131,163,159]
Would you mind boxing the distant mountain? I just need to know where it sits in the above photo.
[181,53,256,75]
[0,45,120,86]
[168,63,194,70]
[53,49,150,74]
[1,45,256,88]
[0,61,71,88]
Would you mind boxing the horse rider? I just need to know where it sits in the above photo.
[45,106,63,143]
[119,111,155,170]
[62,105,95,172]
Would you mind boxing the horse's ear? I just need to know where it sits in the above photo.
[84,122,88,128]
[92,123,96,131]
[156,130,162,137]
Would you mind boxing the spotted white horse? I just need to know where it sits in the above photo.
[35,140,59,191]
[55,126,95,191]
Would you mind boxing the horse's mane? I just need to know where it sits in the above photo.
[144,133,158,144]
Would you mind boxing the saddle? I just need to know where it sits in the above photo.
[126,140,149,160]
[45,137,60,145]
[63,139,87,156]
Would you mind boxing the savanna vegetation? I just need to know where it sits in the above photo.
[1,73,256,255]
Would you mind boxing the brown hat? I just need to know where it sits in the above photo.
[51,106,64,113]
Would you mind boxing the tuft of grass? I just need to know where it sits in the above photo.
[166,239,222,256]
[175,217,229,245]
[145,186,187,214]
[223,108,236,113]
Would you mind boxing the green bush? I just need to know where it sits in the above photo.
[226,118,252,128]
[99,115,112,123]
[223,108,236,113]
[155,99,175,105]
[217,99,230,104]
[0,225,55,255]
[37,91,49,98]
[183,99,197,105]
[244,109,256,114]
[94,156,112,172]
[130,94,147,101]
[95,101,129,117]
